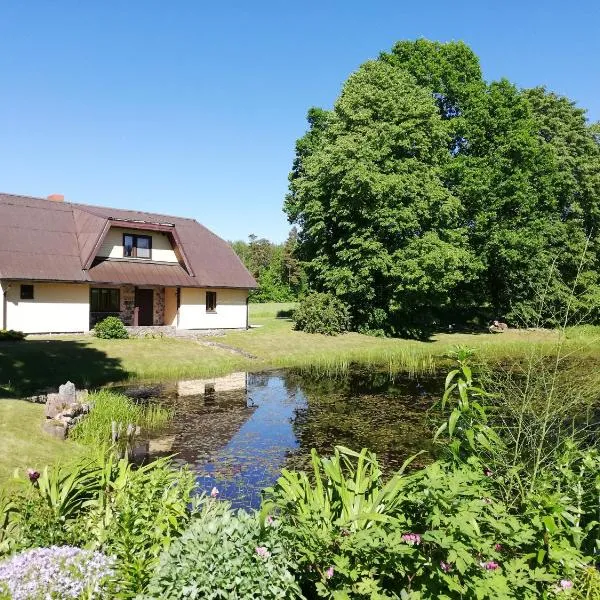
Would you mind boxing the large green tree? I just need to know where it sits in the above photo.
[285,40,600,335]
[285,59,479,335]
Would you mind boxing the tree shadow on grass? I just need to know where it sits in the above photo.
[0,340,127,398]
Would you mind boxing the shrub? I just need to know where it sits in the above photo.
[93,316,128,339]
[6,453,196,597]
[0,329,25,341]
[91,456,196,597]
[0,546,114,599]
[144,507,303,599]
[293,292,350,335]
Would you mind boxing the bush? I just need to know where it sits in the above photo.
[293,292,350,335]
[0,330,25,341]
[144,507,302,599]
[93,316,128,339]
[4,453,196,597]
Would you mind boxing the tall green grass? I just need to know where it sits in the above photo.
[248,302,298,320]
[70,390,172,447]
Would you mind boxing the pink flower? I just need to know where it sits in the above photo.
[440,561,452,573]
[402,533,421,545]
[255,546,271,558]
[26,469,40,483]
[494,543,503,552]
[560,580,573,590]
[210,487,219,498]
[265,515,274,525]
[480,560,499,570]
[484,468,493,477]
[325,566,334,579]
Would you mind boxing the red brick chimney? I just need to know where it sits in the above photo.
[47,194,64,202]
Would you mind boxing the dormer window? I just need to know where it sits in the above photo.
[123,234,152,259]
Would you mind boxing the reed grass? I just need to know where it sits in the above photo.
[70,389,172,447]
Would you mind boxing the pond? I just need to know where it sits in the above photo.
[119,369,443,508]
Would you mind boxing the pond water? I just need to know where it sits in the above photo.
[119,369,443,508]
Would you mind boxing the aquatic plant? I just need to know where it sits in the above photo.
[70,389,171,447]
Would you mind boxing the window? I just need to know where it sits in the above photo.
[123,234,152,259]
[206,291,217,312]
[90,288,120,312]
[20,284,34,300]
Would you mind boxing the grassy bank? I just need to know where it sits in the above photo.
[1,303,599,398]
[1,303,599,484]
[0,400,86,485]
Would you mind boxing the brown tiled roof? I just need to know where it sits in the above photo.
[0,193,256,289]
[88,260,196,287]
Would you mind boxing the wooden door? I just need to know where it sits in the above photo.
[135,288,154,326]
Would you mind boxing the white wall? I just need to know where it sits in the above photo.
[97,227,178,263]
[178,288,248,329]
[164,287,178,326]
[4,282,90,333]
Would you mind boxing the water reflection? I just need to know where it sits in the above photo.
[121,370,440,509]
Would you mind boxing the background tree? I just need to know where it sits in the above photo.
[230,231,305,302]
[285,39,600,335]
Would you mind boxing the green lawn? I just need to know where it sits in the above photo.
[1,303,599,485]
[0,400,86,486]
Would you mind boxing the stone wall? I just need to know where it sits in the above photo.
[154,287,165,325]
[120,285,136,325]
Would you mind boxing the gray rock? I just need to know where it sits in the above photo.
[58,381,77,404]
[45,393,67,419]
[42,420,67,440]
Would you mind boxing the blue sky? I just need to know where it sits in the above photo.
[1,1,598,242]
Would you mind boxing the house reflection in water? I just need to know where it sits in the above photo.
[176,371,248,397]
[140,371,308,508]
[147,372,253,463]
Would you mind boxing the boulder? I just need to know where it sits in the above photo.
[43,382,90,438]
[42,419,67,440]
[58,381,77,404]
[45,393,67,419]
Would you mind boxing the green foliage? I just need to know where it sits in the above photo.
[70,390,171,447]
[143,505,303,599]
[90,455,196,597]
[263,446,416,597]
[4,452,196,597]
[231,229,306,303]
[94,316,129,339]
[0,495,17,556]
[286,39,600,335]
[293,292,350,335]
[0,330,25,341]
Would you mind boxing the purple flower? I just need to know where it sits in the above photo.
[440,561,452,573]
[494,543,503,552]
[255,546,271,558]
[560,579,573,590]
[480,560,499,570]
[402,533,421,545]
[210,486,219,498]
[0,546,114,599]
[26,468,40,483]
[325,566,334,579]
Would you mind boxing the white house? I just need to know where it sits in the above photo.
[0,193,256,334]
